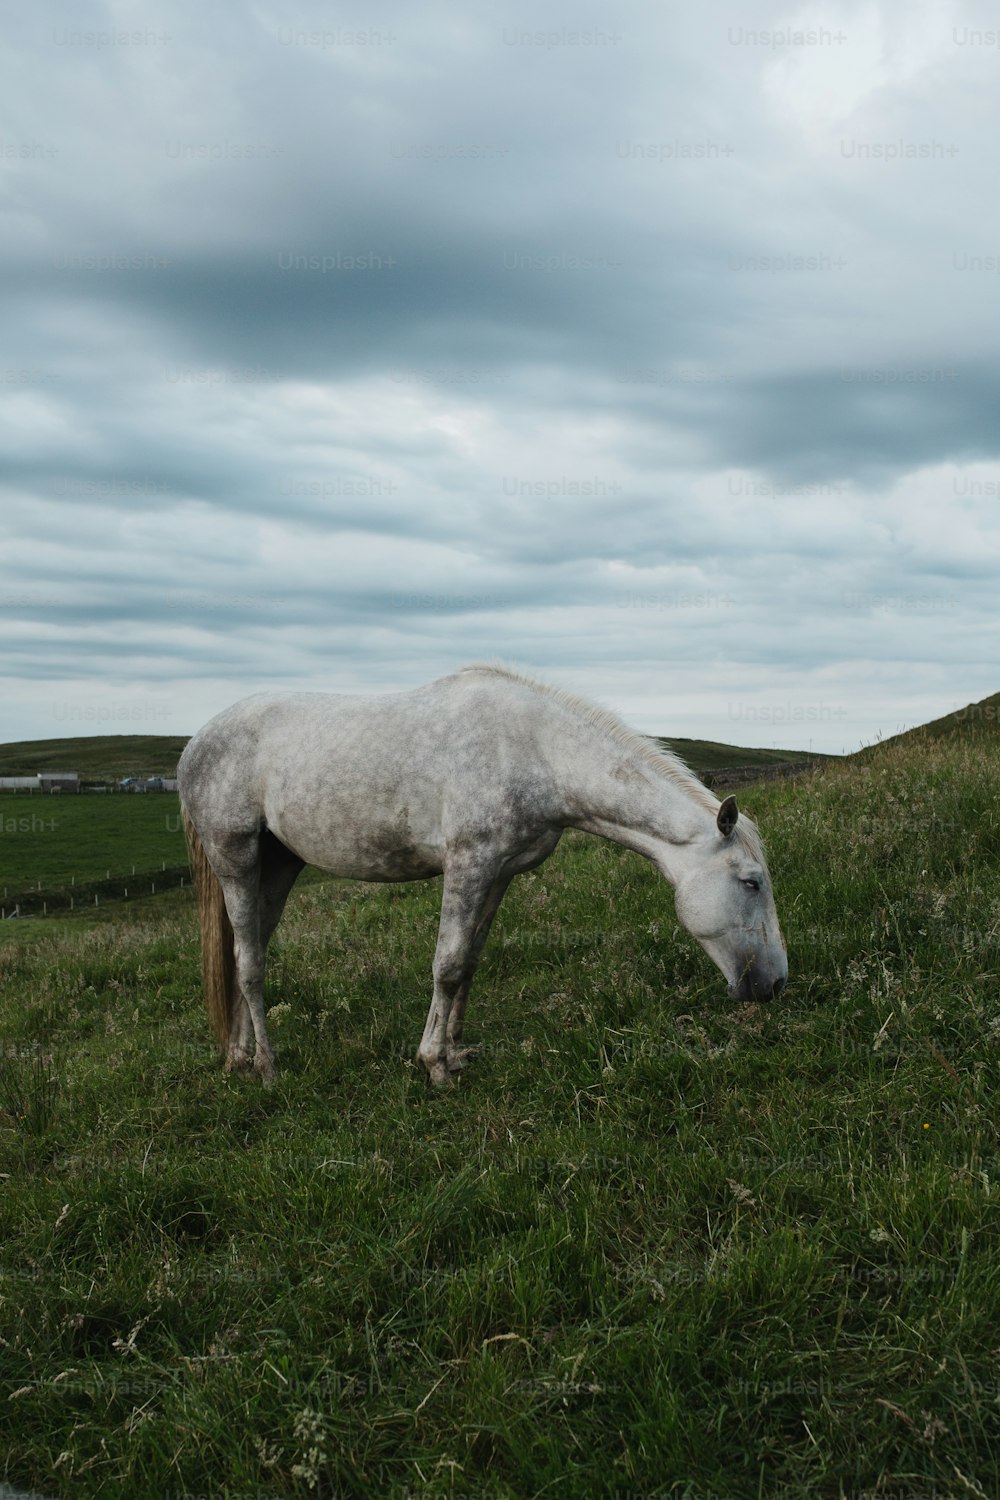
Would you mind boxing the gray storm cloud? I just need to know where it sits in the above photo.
[1,0,997,752]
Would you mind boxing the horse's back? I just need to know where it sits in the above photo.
[178,674,556,878]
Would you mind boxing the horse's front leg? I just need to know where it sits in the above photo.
[443,871,514,1074]
[418,859,507,1087]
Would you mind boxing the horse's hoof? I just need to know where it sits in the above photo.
[254,1053,278,1086]
[447,1046,479,1073]
[417,1054,455,1087]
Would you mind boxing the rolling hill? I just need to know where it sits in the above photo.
[0,731,835,781]
[0,734,190,779]
[854,688,1000,759]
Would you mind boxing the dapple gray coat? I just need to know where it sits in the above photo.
[178,665,787,1085]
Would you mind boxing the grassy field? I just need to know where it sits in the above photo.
[0,793,191,919]
[0,794,187,895]
[0,727,998,1497]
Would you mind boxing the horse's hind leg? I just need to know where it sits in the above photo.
[228,998,254,1073]
[259,829,306,955]
[255,831,305,1047]
[228,832,305,1072]
[217,873,276,1084]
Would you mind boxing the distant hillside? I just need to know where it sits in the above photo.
[0,735,188,778]
[0,731,836,781]
[854,689,1000,759]
[656,736,836,774]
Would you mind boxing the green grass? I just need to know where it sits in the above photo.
[0,731,998,1497]
[0,793,187,899]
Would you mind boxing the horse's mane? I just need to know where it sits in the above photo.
[459,662,766,861]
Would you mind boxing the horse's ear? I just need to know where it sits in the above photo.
[717,795,739,837]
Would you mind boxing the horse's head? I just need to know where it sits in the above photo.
[672,795,788,1002]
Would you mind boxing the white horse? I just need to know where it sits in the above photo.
[178,664,787,1086]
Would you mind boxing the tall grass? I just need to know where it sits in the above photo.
[0,732,998,1498]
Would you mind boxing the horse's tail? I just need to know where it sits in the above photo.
[181,803,237,1054]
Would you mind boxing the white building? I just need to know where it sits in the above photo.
[0,773,81,792]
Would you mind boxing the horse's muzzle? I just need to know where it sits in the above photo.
[731,969,787,1003]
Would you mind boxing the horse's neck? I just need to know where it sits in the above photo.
[546,717,710,874]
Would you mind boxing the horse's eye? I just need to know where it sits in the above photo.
[742,878,761,892]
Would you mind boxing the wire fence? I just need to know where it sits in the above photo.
[1,863,191,920]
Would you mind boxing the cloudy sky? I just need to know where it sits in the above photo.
[2,0,998,755]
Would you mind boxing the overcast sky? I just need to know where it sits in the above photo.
[2,0,999,756]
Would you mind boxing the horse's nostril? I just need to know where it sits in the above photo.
[771,974,787,999]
